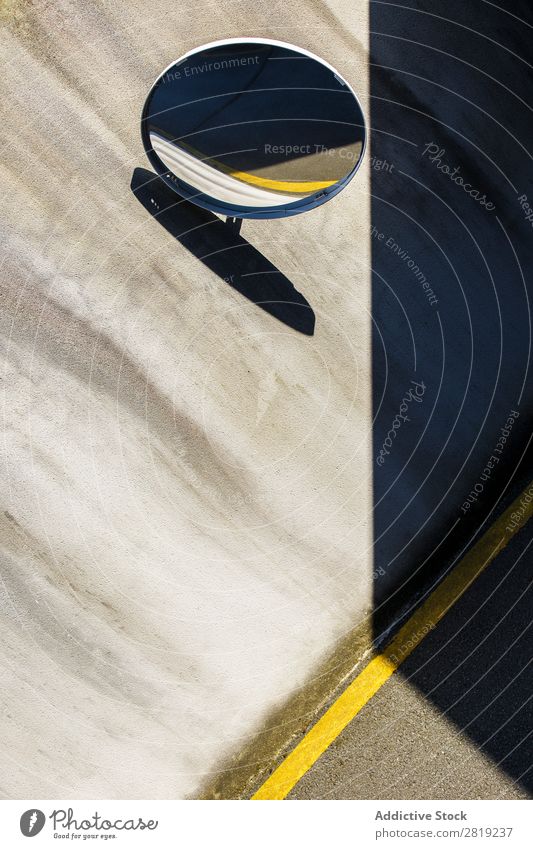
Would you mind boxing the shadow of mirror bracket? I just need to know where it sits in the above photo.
[130,168,316,335]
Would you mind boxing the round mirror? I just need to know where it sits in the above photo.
[141,38,366,219]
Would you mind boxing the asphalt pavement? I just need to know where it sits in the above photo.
[290,518,532,799]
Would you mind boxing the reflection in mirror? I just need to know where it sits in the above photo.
[142,39,366,219]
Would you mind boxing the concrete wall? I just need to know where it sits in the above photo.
[0,1,372,798]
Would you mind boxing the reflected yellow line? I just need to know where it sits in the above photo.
[225,168,335,194]
[252,480,533,800]
[154,133,336,194]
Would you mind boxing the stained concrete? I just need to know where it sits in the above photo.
[2,0,531,802]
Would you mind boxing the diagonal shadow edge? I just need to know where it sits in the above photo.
[130,168,315,336]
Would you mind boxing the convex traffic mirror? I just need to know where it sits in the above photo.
[141,38,366,220]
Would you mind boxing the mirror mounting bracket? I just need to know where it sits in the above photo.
[225,217,242,235]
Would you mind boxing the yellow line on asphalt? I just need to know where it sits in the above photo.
[252,480,533,800]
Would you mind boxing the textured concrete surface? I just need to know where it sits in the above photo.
[291,522,532,800]
[370,0,533,618]
[0,1,371,798]
[2,0,532,803]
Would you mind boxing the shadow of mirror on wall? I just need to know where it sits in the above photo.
[130,168,315,335]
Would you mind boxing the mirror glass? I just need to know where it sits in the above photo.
[141,39,366,219]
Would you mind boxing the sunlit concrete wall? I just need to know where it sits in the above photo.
[0,0,371,798]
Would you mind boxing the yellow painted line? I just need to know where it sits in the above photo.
[252,480,533,800]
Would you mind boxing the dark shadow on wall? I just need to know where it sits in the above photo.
[371,0,533,795]
[130,168,315,335]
